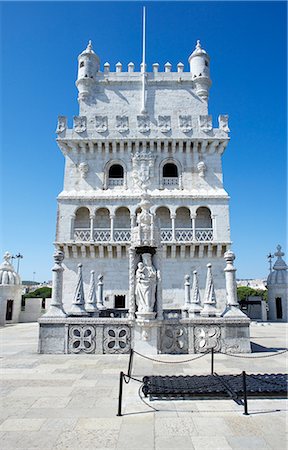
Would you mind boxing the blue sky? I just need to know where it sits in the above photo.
[1,1,287,282]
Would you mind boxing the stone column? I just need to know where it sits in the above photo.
[90,215,94,241]
[128,247,136,320]
[222,251,246,317]
[171,214,176,242]
[70,215,75,240]
[97,274,105,310]
[110,214,115,242]
[130,214,136,228]
[183,274,191,316]
[43,250,66,317]
[211,215,216,240]
[191,215,196,241]
[155,247,163,320]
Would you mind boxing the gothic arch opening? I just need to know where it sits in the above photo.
[94,208,111,241]
[109,164,124,179]
[74,207,90,241]
[163,163,178,178]
[195,207,212,228]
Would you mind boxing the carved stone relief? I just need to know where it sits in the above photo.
[158,115,171,133]
[160,325,188,354]
[197,161,207,178]
[199,115,212,132]
[219,115,230,132]
[194,326,221,352]
[103,326,131,354]
[132,150,155,190]
[116,115,129,133]
[137,115,150,133]
[68,325,96,354]
[95,115,108,133]
[74,116,87,133]
[78,162,89,179]
[56,116,67,133]
[179,115,192,133]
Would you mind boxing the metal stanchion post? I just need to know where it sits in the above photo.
[117,371,124,417]
[128,349,134,377]
[242,371,249,415]
[211,348,214,375]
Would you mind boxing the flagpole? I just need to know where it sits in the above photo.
[141,6,146,114]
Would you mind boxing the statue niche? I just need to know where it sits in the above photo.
[135,253,158,318]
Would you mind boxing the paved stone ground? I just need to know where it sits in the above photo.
[0,322,287,450]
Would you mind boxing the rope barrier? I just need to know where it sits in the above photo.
[220,349,288,359]
[133,349,210,364]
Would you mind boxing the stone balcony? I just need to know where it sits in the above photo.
[73,227,213,243]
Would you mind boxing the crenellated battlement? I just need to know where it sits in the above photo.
[56,114,229,141]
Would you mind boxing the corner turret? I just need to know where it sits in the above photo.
[189,40,211,101]
[76,40,100,102]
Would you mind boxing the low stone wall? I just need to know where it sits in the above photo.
[38,316,250,355]
[20,298,51,323]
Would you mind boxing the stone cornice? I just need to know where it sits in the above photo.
[57,191,230,201]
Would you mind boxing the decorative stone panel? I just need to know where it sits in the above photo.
[158,115,171,133]
[199,115,212,132]
[137,115,150,133]
[160,325,188,354]
[68,325,96,354]
[103,325,131,354]
[194,326,221,352]
[95,115,108,133]
[218,115,230,132]
[179,115,192,133]
[56,116,67,133]
[74,116,87,133]
[116,115,129,133]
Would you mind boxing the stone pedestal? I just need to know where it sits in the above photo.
[133,322,159,355]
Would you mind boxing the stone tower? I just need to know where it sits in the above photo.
[267,245,288,322]
[55,39,231,316]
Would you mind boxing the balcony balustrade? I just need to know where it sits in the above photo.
[74,227,213,243]
[108,178,124,187]
[163,177,179,186]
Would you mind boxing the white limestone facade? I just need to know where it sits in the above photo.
[55,40,231,315]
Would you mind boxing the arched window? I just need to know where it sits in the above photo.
[163,163,178,178]
[114,207,131,242]
[195,207,213,241]
[155,207,172,242]
[74,207,90,241]
[108,164,124,187]
[94,208,110,242]
[160,160,181,188]
[175,207,192,242]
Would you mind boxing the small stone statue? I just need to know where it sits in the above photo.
[135,253,157,313]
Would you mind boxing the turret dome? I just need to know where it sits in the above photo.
[0,252,21,285]
[267,245,287,285]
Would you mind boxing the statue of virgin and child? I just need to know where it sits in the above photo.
[135,253,160,314]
